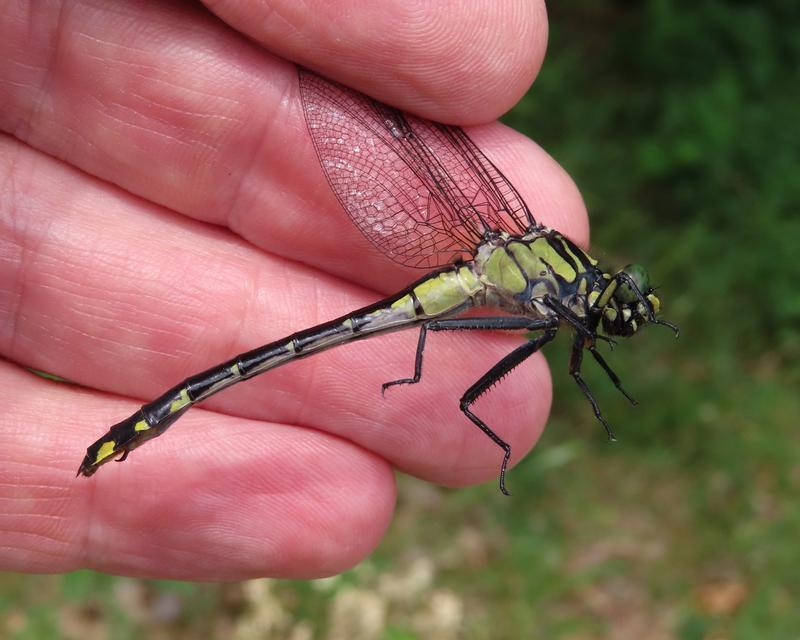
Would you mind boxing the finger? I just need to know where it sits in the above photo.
[204,0,548,122]
[0,0,586,292]
[0,360,395,579]
[1,136,549,486]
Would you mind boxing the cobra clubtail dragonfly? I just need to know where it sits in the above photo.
[78,68,677,493]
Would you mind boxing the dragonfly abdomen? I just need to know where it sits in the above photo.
[78,263,485,476]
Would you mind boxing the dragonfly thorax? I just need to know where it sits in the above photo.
[474,228,599,305]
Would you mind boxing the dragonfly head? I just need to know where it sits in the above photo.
[601,264,676,338]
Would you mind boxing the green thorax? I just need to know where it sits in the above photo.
[473,229,605,317]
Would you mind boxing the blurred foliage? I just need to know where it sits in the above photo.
[3,1,798,638]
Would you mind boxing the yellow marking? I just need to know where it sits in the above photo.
[286,340,296,353]
[230,363,241,376]
[630,320,638,332]
[604,307,618,322]
[588,290,600,307]
[95,440,117,464]
[577,278,588,295]
[134,419,150,432]
[597,280,617,308]
[622,308,632,321]
[509,242,545,279]
[390,293,415,316]
[457,265,481,293]
[483,247,527,293]
[559,238,594,272]
[414,271,473,316]
[530,280,552,299]
[342,318,354,330]
[647,293,661,314]
[169,388,191,413]
[531,238,577,283]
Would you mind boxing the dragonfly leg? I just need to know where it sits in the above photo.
[381,324,429,395]
[588,345,637,405]
[568,334,617,441]
[543,295,617,347]
[543,296,636,407]
[460,327,558,496]
[381,317,556,394]
[427,317,548,331]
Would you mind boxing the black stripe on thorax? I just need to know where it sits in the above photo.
[554,233,597,275]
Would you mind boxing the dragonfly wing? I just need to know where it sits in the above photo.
[299,68,535,269]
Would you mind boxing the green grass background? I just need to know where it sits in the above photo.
[3,1,798,638]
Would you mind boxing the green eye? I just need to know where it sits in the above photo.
[617,264,650,304]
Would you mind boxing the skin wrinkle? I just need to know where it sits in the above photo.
[101,103,202,151]
[0,482,70,494]
[71,33,163,67]
[6,510,65,524]
[0,160,32,361]
[119,88,241,141]
[201,259,260,381]
[113,52,248,114]
[16,208,208,364]
[253,0,298,35]
[0,538,70,564]
[68,10,253,210]
[290,267,327,431]
[67,293,204,354]
[1,454,77,481]
[0,379,101,573]
[73,43,251,128]
[221,68,294,256]
[54,103,102,155]
[0,525,68,547]
[13,3,57,142]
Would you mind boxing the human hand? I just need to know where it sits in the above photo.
[0,0,585,579]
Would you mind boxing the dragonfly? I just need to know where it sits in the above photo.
[78,67,677,494]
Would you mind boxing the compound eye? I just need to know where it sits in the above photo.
[616,263,650,304]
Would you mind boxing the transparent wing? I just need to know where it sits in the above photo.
[299,68,535,269]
